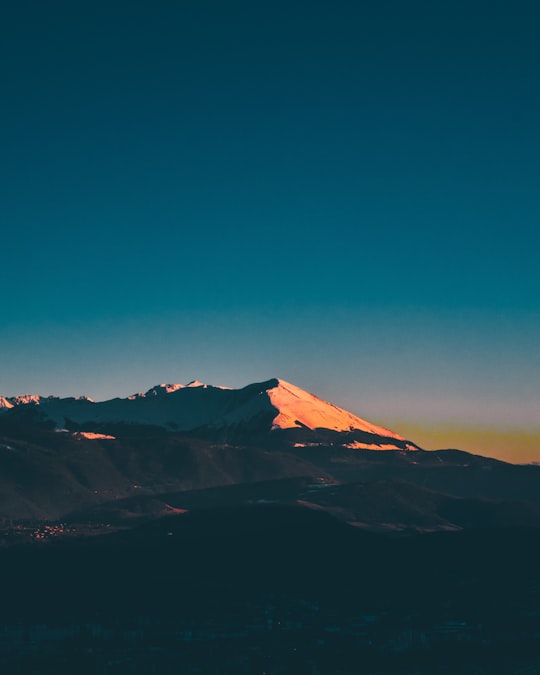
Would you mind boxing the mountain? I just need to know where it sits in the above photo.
[1,376,539,536]
[0,377,416,450]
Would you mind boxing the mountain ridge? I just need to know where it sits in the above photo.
[0,377,413,449]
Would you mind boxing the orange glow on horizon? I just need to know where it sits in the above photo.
[385,422,540,465]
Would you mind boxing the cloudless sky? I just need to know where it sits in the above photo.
[1,1,539,461]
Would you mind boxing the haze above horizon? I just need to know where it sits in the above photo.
[1,1,539,463]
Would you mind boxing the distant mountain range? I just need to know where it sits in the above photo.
[0,377,417,450]
[1,377,539,536]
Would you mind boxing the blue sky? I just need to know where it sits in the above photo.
[1,1,539,460]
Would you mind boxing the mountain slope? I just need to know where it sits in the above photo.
[63,476,540,535]
[0,431,331,520]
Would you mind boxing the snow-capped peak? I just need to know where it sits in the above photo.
[143,380,231,395]
[266,378,405,439]
[141,381,219,397]
[144,383,186,396]
[10,394,42,406]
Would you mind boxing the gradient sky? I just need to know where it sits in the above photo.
[1,1,539,462]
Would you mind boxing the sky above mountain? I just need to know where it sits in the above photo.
[1,1,539,462]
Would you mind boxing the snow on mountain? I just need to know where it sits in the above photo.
[267,379,404,438]
[134,381,232,399]
[143,383,188,397]
[10,394,43,406]
[184,380,209,388]
[0,378,409,449]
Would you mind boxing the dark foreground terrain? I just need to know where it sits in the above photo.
[2,503,540,675]
[1,406,540,674]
